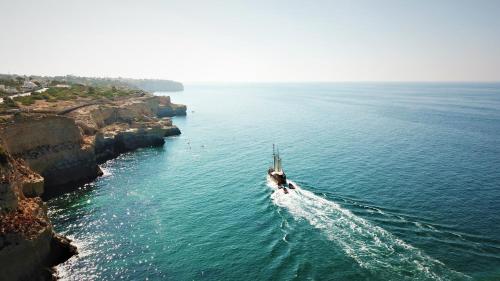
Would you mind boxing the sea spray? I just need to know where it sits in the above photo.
[269,180,469,281]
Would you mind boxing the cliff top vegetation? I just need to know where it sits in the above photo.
[12,84,140,106]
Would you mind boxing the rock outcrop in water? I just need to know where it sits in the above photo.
[68,95,185,163]
[0,93,186,280]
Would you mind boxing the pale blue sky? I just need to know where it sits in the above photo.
[0,0,499,82]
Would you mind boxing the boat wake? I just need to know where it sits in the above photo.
[268,179,469,281]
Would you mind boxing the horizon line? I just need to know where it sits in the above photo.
[1,73,499,84]
[183,80,500,84]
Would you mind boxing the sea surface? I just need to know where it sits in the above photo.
[47,83,500,280]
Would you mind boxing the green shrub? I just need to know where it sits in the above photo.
[49,80,64,86]
[40,93,50,100]
[30,93,44,100]
[2,97,18,108]
[14,96,35,106]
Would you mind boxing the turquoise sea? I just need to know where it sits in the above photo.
[47,83,500,280]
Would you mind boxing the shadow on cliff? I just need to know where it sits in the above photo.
[42,180,98,201]
[42,145,168,201]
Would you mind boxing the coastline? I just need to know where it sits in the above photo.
[27,82,500,280]
[0,83,186,280]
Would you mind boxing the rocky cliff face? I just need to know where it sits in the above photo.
[158,103,187,117]
[0,94,185,196]
[94,125,172,163]
[70,95,184,164]
[0,115,102,191]
[0,92,185,280]
[0,152,76,281]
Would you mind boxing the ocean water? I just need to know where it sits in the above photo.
[47,83,500,280]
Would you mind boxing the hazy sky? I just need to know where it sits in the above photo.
[1,0,499,82]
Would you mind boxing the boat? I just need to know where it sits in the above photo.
[268,145,290,194]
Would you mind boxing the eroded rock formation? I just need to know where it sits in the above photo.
[0,94,186,194]
[68,95,185,163]
[0,94,186,280]
[0,152,77,281]
[0,115,101,189]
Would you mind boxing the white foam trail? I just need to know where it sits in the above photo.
[269,179,469,281]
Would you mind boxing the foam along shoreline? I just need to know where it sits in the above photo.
[268,180,469,280]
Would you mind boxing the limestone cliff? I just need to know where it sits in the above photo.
[0,115,102,190]
[0,152,76,280]
[0,94,186,196]
[0,83,186,280]
[68,95,184,163]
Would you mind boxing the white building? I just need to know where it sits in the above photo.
[4,87,18,94]
[21,81,38,92]
[54,84,71,88]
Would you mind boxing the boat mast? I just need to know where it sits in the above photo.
[273,143,276,171]
[276,147,282,172]
[272,144,284,172]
